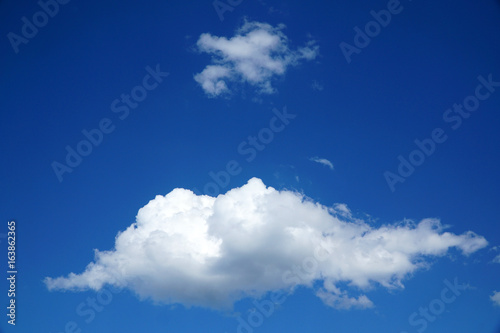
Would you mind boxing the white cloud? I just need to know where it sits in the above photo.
[193,65,231,96]
[332,203,352,219]
[491,291,500,306]
[310,156,334,170]
[311,80,324,91]
[45,178,488,310]
[194,21,319,97]
[316,284,374,310]
[493,255,500,303]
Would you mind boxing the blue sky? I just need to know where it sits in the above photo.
[1,0,500,332]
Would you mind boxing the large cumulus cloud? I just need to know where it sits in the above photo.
[45,178,487,309]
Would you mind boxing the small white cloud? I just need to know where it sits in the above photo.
[332,203,352,219]
[194,20,319,97]
[310,156,334,170]
[493,254,500,264]
[45,178,488,310]
[193,65,231,96]
[316,282,373,310]
[311,80,324,91]
[491,291,500,306]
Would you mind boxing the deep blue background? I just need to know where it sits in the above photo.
[1,0,499,332]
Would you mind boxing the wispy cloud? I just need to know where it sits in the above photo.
[309,156,334,170]
[311,80,324,91]
[491,291,500,306]
[493,254,500,264]
[194,20,319,97]
[45,178,487,310]
[492,254,500,306]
